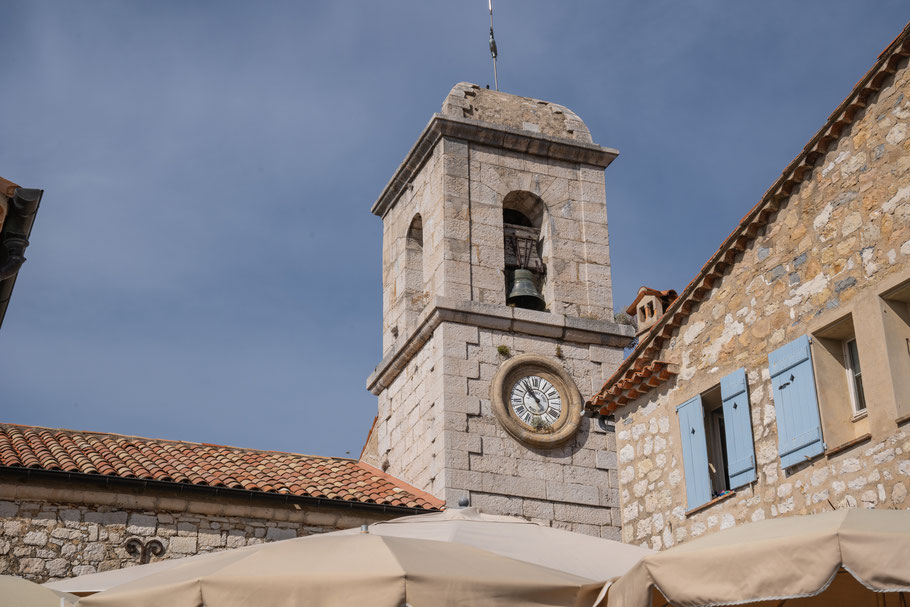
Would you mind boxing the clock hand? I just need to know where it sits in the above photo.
[523,380,542,404]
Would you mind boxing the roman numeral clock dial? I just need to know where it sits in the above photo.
[491,354,583,449]
[510,376,562,429]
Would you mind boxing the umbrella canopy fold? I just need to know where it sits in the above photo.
[77,533,605,607]
[47,507,651,597]
[607,508,910,607]
[335,507,653,581]
[0,575,78,607]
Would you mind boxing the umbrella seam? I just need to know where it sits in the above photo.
[841,563,910,594]
[648,569,842,607]
[650,566,910,607]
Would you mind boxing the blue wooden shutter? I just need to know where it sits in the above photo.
[768,335,825,468]
[677,395,712,509]
[719,368,756,488]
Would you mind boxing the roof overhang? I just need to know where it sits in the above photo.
[0,178,43,331]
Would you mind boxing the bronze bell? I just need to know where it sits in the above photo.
[507,268,546,311]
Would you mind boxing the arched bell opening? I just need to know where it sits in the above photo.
[502,191,547,312]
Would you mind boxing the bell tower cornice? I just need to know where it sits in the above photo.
[371,112,618,219]
[366,297,633,395]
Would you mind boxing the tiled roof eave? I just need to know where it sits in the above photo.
[589,360,679,413]
[586,23,910,413]
[0,424,444,512]
[0,465,438,514]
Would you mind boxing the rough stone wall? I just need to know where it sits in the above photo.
[381,144,445,353]
[451,139,614,321]
[614,58,910,549]
[0,494,386,583]
[381,96,616,355]
[441,82,594,144]
[374,318,624,539]
[447,323,622,539]
[374,326,447,497]
[374,87,624,536]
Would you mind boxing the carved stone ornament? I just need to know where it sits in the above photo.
[490,353,583,449]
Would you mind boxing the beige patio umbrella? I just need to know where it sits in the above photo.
[44,543,266,596]
[606,508,910,607]
[48,507,651,597]
[77,532,605,607]
[334,506,653,581]
[0,575,79,606]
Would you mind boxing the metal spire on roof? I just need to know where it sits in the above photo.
[488,0,499,90]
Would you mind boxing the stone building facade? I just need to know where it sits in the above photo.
[362,84,633,538]
[0,425,440,582]
[7,21,910,589]
[586,27,910,549]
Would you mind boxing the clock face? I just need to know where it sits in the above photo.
[510,375,562,429]
[491,354,582,449]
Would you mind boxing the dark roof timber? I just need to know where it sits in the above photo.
[587,22,910,415]
[0,177,43,331]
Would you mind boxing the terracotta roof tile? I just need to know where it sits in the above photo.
[587,22,910,415]
[0,423,443,511]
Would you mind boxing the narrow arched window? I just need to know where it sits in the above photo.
[406,214,423,284]
[404,214,426,319]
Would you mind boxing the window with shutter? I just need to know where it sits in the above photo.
[881,280,910,421]
[676,395,712,509]
[768,335,825,469]
[719,368,756,488]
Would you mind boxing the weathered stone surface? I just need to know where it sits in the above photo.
[374,317,623,536]
[0,495,391,583]
[612,55,910,550]
[265,527,296,542]
[126,514,157,536]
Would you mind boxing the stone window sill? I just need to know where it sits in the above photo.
[851,410,868,423]
[897,413,910,426]
[686,490,736,517]
[825,433,872,457]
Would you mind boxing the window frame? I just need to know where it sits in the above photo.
[701,386,731,497]
[843,337,867,416]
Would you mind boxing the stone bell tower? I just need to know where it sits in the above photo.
[363,83,632,538]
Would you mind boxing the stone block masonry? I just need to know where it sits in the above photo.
[612,52,910,549]
[616,414,910,549]
[1,500,302,581]
[0,479,410,583]
[367,83,630,539]
[372,318,625,540]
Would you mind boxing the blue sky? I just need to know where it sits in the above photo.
[2,2,907,457]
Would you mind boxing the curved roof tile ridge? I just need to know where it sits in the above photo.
[0,423,443,511]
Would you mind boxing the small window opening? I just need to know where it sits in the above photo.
[404,214,426,320]
[701,386,730,497]
[407,214,423,249]
[844,338,866,414]
[881,279,910,420]
[646,301,655,319]
[814,313,872,446]
[814,315,866,421]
